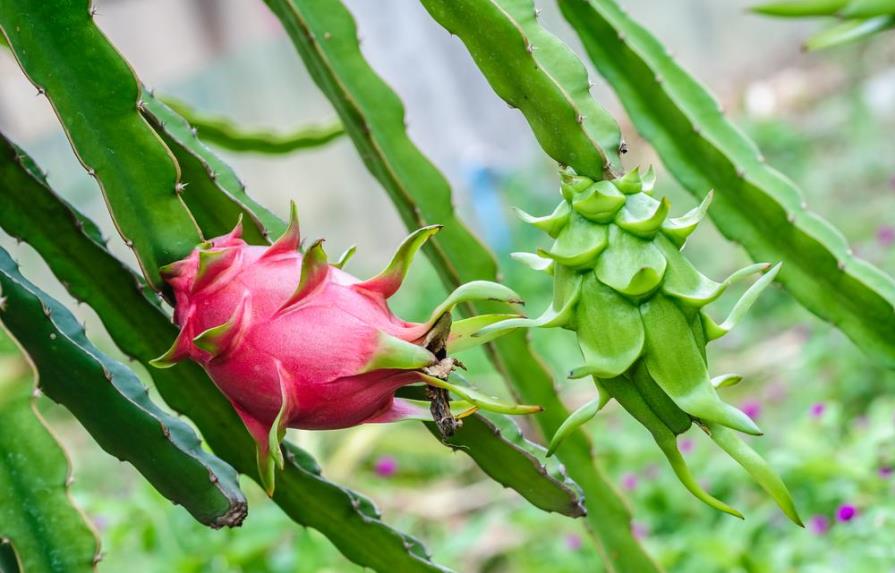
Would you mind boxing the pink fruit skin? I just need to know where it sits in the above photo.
[160,226,434,456]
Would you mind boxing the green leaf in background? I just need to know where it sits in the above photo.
[0,0,202,288]
[750,0,848,16]
[804,15,895,49]
[261,1,660,570]
[0,248,249,529]
[751,0,895,49]
[0,135,447,572]
[557,0,895,368]
[0,354,100,573]
[160,96,345,154]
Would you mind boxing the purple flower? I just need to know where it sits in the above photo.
[879,226,895,248]
[621,473,638,491]
[741,400,762,420]
[836,504,857,522]
[643,464,661,480]
[631,522,648,539]
[564,534,582,551]
[679,438,694,455]
[808,514,829,535]
[92,515,109,533]
[374,455,398,478]
[810,402,826,418]
[879,466,893,479]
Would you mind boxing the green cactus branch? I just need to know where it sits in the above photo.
[0,369,100,573]
[159,96,345,154]
[139,90,280,244]
[260,0,496,293]
[419,0,623,181]
[556,0,895,368]
[430,413,586,516]
[261,1,660,570]
[0,248,250,529]
[0,137,447,572]
[404,390,586,517]
[751,0,895,49]
[0,0,202,289]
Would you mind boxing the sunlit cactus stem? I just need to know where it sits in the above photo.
[480,166,802,525]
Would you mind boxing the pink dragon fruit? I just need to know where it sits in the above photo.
[152,205,535,492]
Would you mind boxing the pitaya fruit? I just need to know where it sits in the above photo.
[151,204,538,493]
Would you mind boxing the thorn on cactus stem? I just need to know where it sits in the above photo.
[175,182,188,194]
[36,87,46,96]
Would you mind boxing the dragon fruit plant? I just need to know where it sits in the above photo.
[5,0,895,570]
[151,204,539,493]
[480,166,802,524]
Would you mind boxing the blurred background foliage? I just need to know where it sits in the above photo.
[1,0,894,571]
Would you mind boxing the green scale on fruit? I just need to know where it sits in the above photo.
[482,167,802,525]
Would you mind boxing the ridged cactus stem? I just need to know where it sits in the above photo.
[483,167,802,524]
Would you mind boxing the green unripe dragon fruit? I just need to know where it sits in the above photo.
[481,167,802,525]
[152,204,539,493]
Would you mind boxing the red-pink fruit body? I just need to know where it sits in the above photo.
[156,220,438,457]
[153,209,526,492]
